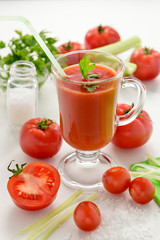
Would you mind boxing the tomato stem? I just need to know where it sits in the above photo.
[37,119,53,130]
[144,47,152,55]
[124,103,134,114]
[98,25,104,34]
[7,160,27,178]
[138,114,153,122]
[62,41,73,50]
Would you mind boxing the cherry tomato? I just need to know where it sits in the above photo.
[58,41,84,54]
[111,104,153,148]
[102,166,131,194]
[130,47,160,80]
[73,201,101,231]
[129,177,155,204]
[7,161,60,210]
[19,118,62,159]
[84,25,120,50]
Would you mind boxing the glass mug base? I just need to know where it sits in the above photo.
[58,150,115,190]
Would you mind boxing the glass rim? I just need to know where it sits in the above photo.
[52,50,125,85]
[10,60,36,78]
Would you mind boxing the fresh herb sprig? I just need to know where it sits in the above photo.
[79,55,100,92]
[79,55,96,80]
[0,30,59,89]
[83,84,98,92]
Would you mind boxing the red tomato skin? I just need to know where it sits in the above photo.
[19,118,62,159]
[129,177,155,204]
[7,162,60,211]
[84,25,120,49]
[111,104,153,148]
[102,167,131,194]
[74,201,101,231]
[130,48,160,80]
[58,41,84,54]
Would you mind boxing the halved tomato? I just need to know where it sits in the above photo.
[7,161,60,211]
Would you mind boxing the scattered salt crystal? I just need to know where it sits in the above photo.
[64,233,72,240]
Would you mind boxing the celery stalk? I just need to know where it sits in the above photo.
[130,160,160,180]
[40,209,74,240]
[130,171,160,181]
[16,189,83,236]
[129,169,160,179]
[123,61,137,77]
[95,36,141,76]
[40,193,98,240]
[95,36,141,55]
[26,210,65,240]
[146,153,160,167]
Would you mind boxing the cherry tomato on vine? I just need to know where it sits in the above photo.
[73,201,101,231]
[7,161,60,210]
[84,25,120,49]
[111,104,153,148]
[102,166,131,194]
[58,41,84,54]
[129,177,155,204]
[130,47,160,80]
[19,118,62,159]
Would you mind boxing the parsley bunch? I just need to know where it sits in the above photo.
[0,30,59,90]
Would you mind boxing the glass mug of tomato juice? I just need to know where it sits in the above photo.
[52,50,145,190]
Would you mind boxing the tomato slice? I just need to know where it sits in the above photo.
[7,162,60,210]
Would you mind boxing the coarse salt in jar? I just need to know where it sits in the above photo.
[7,60,38,128]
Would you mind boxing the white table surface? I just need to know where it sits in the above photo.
[0,0,160,239]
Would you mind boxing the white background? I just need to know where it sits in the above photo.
[0,0,160,239]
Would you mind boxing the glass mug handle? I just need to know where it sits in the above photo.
[117,76,146,126]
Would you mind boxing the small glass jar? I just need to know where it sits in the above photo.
[7,60,37,128]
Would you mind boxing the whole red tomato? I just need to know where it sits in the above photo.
[73,201,101,231]
[7,161,60,210]
[102,166,131,194]
[129,177,155,204]
[19,118,62,159]
[130,47,160,80]
[111,104,153,148]
[84,25,120,49]
[58,41,84,54]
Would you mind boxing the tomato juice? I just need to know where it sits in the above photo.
[57,64,118,151]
